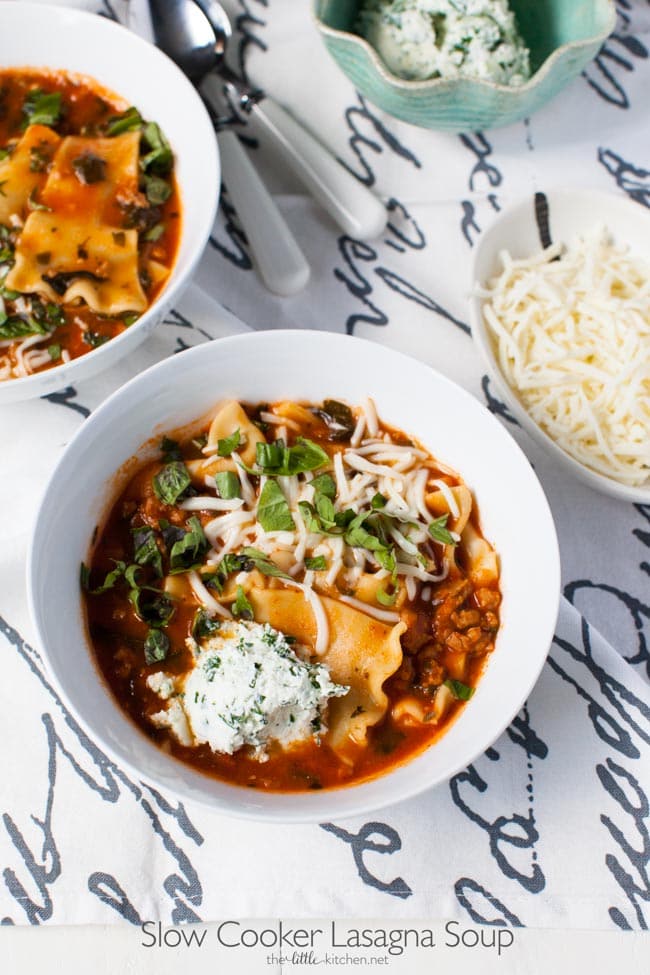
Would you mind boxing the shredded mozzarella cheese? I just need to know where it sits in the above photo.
[483,228,650,486]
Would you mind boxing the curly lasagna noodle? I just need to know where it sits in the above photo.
[83,398,502,791]
[0,70,180,381]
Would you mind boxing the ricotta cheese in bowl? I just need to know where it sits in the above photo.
[356,0,530,84]
[147,620,348,757]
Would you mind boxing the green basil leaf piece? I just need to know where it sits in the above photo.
[232,585,253,620]
[239,547,291,580]
[132,526,163,578]
[371,492,387,509]
[192,608,222,641]
[144,222,165,242]
[47,343,61,361]
[305,556,327,571]
[428,514,457,546]
[256,440,285,469]
[144,628,170,664]
[444,679,475,701]
[23,89,62,127]
[169,516,208,575]
[217,428,241,457]
[82,330,108,349]
[144,174,171,205]
[376,584,398,607]
[345,512,386,553]
[152,460,191,505]
[319,399,355,440]
[128,587,175,627]
[257,480,295,532]
[124,564,142,589]
[0,316,48,339]
[215,471,241,500]
[82,560,126,594]
[106,106,144,136]
[298,500,320,534]
[140,121,173,175]
[160,436,182,462]
[315,493,336,528]
[253,437,329,476]
[311,473,336,499]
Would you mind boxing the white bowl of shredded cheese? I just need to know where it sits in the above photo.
[471,189,650,504]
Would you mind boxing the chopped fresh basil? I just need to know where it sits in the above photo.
[305,555,327,571]
[371,492,387,509]
[144,174,171,205]
[27,188,51,212]
[47,343,61,361]
[169,516,208,574]
[217,428,241,457]
[144,222,165,242]
[29,145,51,173]
[192,608,222,641]
[129,586,175,627]
[256,441,284,470]
[376,584,398,607]
[314,492,336,528]
[239,547,291,580]
[0,316,48,339]
[123,312,139,327]
[297,500,321,534]
[428,514,457,546]
[106,106,143,136]
[345,511,387,553]
[251,437,329,477]
[144,628,170,664]
[72,153,107,185]
[160,436,183,462]
[132,526,163,577]
[318,399,355,440]
[232,585,253,620]
[444,679,475,701]
[22,89,62,127]
[311,473,336,499]
[82,330,109,348]
[257,479,295,532]
[140,122,173,175]
[152,460,191,505]
[124,564,143,590]
[81,560,126,595]
[32,298,64,329]
[214,471,241,500]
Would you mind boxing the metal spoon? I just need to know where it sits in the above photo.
[149,0,310,297]
[195,0,388,241]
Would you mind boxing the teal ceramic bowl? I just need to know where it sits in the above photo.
[313,0,616,131]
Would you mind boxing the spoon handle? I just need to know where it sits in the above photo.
[201,80,310,297]
[248,97,387,241]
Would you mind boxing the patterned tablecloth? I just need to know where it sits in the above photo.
[0,0,648,931]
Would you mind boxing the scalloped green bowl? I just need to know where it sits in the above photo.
[313,0,616,131]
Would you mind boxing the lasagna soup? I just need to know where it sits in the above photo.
[0,69,180,381]
[83,398,501,791]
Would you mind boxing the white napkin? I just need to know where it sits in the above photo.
[0,0,648,931]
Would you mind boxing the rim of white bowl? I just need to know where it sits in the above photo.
[0,2,220,404]
[470,187,650,505]
[312,0,616,95]
[27,330,561,822]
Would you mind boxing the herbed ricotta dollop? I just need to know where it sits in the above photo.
[356,0,530,85]
[147,620,348,759]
